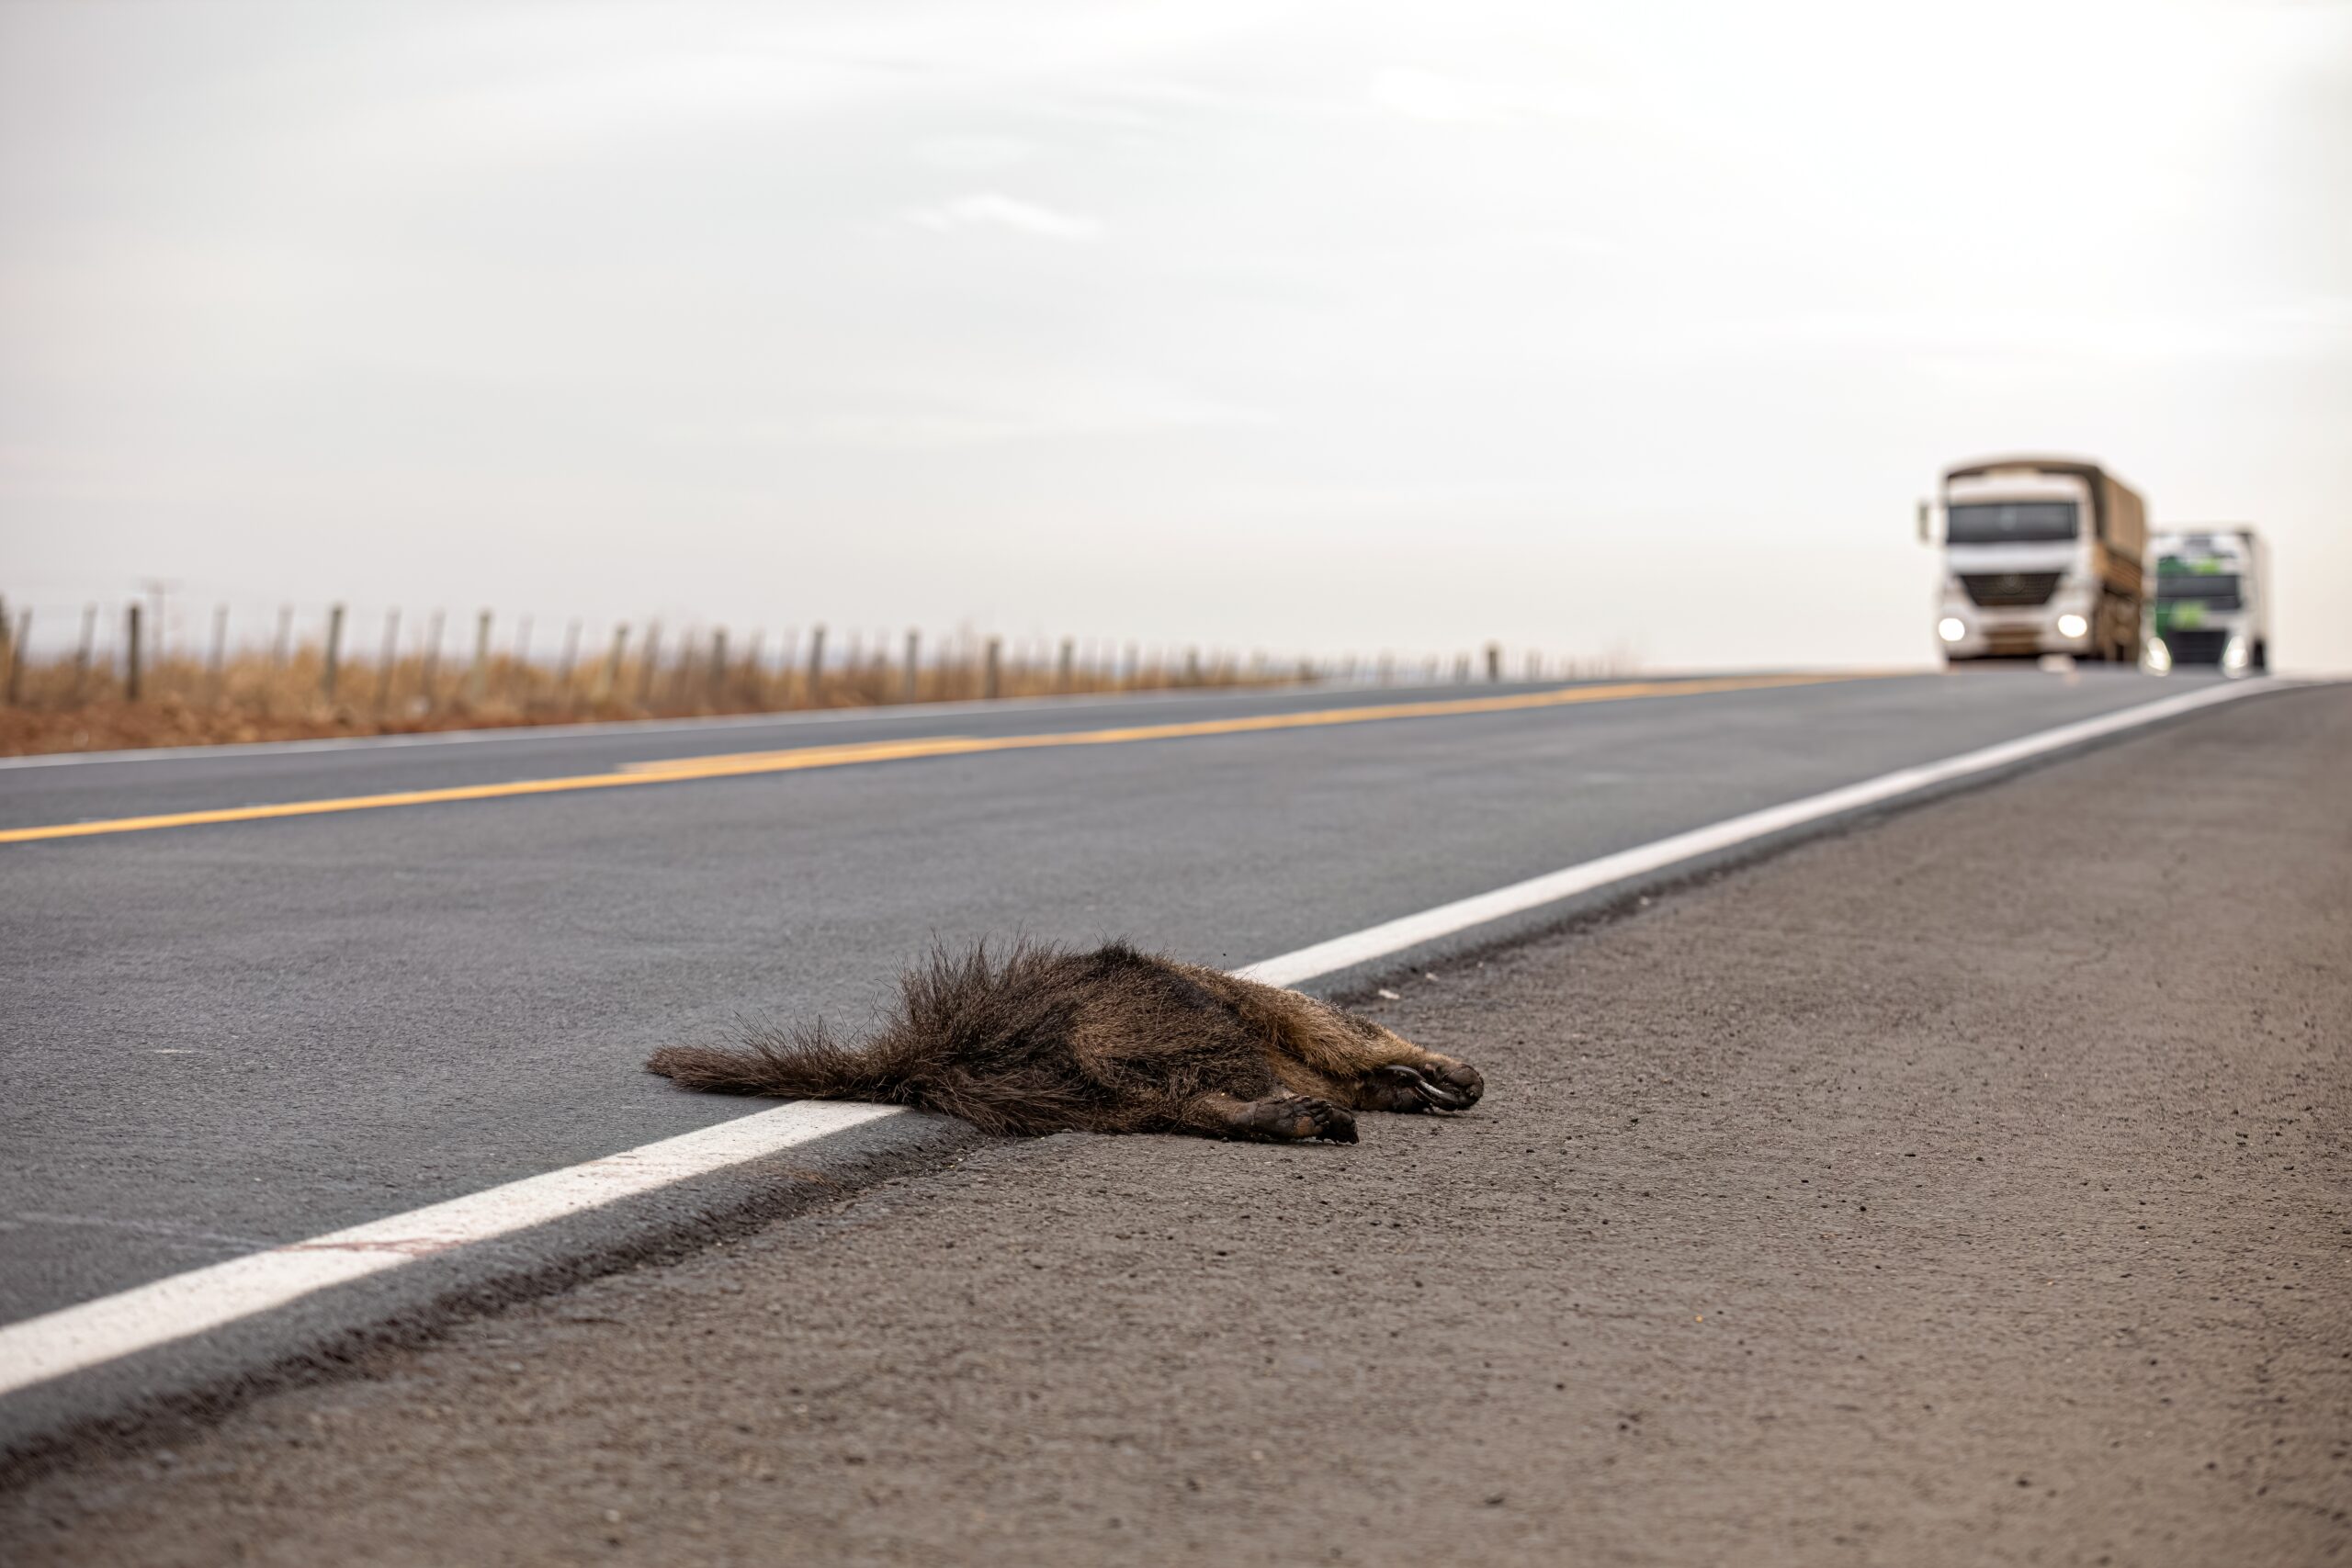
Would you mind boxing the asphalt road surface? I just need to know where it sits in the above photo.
[0,671,2244,1325]
[2,679,2343,1565]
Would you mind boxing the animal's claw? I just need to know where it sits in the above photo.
[1369,1059,1484,1113]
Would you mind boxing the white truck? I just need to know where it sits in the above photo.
[1925,456,2147,664]
[2148,527,2268,674]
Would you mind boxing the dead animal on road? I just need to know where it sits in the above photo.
[646,942,1482,1144]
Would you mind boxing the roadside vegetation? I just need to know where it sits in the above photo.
[0,601,1629,756]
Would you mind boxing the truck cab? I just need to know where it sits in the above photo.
[1929,457,2147,664]
[2148,528,2267,675]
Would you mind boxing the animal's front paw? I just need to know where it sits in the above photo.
[1365,1059,1484,1112]
[1421,1057,1483,1110]
[1238,1093,1358,1145]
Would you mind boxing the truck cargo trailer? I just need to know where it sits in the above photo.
[1928,456,2147,664]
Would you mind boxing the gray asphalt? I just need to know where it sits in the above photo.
[0,671,2236,1334]
[6,681,2344,1567]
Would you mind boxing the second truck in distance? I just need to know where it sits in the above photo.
[2149,527,2268,674]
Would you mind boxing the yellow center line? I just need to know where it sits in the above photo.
[1,672,1881,845]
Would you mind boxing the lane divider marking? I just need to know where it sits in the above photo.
[0,672,1864,845]
[0,682,1369,772]
[0,677,2286,1400]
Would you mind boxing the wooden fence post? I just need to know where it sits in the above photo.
[741,629,764,705]
[902,630,920,704]
[708,628,729,701]
[126,603,143,700]
[1057,637,1075,693]
[1484,643,1501,682]
[510,615,532,705]
[271,605,294,671]
[3,606,26,706]
[420,610,446,711]
[598,624,628,705]
[638,622,662,706]
[322,604,346,703]
[466,610,492,705]
[805,624,827,705]
[375,609,401,716]
[983,636,1001,700]
[206,605,229,705]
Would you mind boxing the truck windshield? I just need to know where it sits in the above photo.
[2155,573,2243,609]
[1946,502,2078,544]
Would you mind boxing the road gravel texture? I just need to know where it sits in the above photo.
[5,686,2347,1566]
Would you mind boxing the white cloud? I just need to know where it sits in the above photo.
[1366,66,1611,125]
[914,133,1035,172]
[1705,304,2350,366]
[663,376,1271,448]
[801,400,1260,446]
[904,192,1104,241]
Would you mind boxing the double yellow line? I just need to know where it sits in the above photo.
[2,672,1871,845]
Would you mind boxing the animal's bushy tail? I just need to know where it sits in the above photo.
[644,1021,919,1106]
[645,942,1120,1134]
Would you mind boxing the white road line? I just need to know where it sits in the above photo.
[1238,680,2277,987]
[0,1102,900,1399]
[0,677,2286,1400]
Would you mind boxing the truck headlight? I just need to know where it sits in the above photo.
[2146,637,2171,673]
[1938,616,1967,643]
[2224,634,2250,671]
[2056,613,2089,639]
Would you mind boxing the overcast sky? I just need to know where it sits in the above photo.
[4,0,2346,671]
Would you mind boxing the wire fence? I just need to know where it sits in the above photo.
[0,594,1634,755]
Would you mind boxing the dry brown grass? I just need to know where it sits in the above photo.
[0,639,1302,757]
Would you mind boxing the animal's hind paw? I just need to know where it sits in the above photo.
[1364,1059,1485,1113]
[1235,1093,1358,1145]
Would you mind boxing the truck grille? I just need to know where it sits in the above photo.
[2165,629,2230,665]
[1961,571,2061,608]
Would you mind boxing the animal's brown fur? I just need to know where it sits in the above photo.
[643,942,1482,1144]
